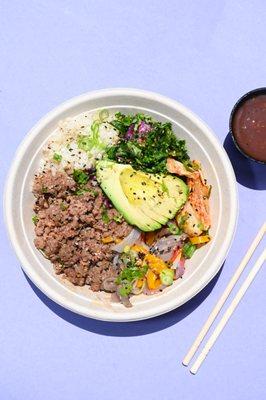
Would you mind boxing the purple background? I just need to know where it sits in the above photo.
[1,1,266,399]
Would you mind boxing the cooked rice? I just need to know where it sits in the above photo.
[40,110,119,172]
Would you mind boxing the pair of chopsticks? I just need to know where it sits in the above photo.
[183,222,266,374]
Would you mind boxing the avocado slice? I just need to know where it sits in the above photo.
[96,161,161,231]
[96,160,188,232]
[119,169,168,225]
[120,168,188,222]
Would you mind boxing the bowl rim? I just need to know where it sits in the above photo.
[229,87,266,165]
[3,88,239,322]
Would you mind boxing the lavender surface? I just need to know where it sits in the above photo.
[1,1,266,399]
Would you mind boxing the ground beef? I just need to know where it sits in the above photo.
[33,169,132,290]
[33,170,76,197]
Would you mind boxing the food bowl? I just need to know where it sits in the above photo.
[4,88,238,322]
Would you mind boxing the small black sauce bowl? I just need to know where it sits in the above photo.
[229,87,266,165]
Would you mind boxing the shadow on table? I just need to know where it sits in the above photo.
[223,133,266,190]
[24,265,223,337]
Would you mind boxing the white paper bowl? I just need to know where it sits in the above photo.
[4,89,238,322]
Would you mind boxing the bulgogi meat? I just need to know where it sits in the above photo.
[33,169,132,291]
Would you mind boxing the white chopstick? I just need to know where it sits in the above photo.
[183,222,266,367]
[190,248,266,374]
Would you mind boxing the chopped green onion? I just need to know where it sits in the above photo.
[182,242,196,259]
[77,135,94,151]
[113,214,123,223]
[197,222,204,230]
[167,222,180,235]
[160,269,174,286]
[99,109,109,122]
[53,153,62,163]
[177,213,189,229]
[77,120,106,152]
[91,120,100,137]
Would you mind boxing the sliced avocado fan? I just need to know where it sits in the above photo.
[96,160,189,232]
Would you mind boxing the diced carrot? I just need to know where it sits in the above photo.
[115,238,122,244]
[131,244,149,254]
[144,254,166,274]
[151,264,166,274]
[102,236,114,244]
[136,279,144,288]
[154,279,161,289]
[146,269,158,290]
[190,235,210,245]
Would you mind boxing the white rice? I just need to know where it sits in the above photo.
[40,109,119,172]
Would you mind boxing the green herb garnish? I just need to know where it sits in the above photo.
[53,153,62,163]
[116,264,148,286]
[72,169,89,185]
[118,283,133,297]
[109,112,152,133]
[106,113,188,173]
[74,188,89,196]
[74,187,98,196]
[32,215,39,225]
[115,253,148,297]
[101,208,110,223]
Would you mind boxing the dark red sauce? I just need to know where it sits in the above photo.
[232,94,266,162]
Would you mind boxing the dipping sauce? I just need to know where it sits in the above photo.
[232,94,266,162]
